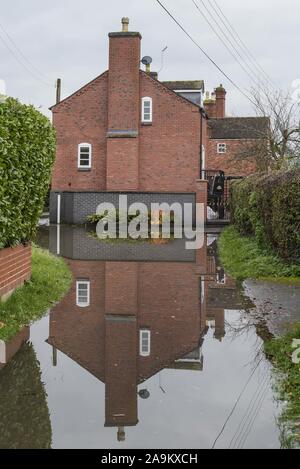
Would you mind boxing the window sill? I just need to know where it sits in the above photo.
[141,122,153,126]
[78,168,92,172]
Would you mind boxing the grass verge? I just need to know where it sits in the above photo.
[264,325,300,448]
[0,246,72,341]
[218,226,300,282]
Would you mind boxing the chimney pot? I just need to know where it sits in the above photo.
[122,17,130,32]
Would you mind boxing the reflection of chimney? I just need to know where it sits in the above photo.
[104,263,139,430]
[117,426,126,442]
[214,308,225,341]
[104,314,138,429]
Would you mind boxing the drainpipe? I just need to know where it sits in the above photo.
[199,108,203,179]
[57,193,61,225]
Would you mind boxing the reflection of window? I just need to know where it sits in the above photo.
[76,280,90,307]
[140,329,151,357]
[217,271,226,285]
[142,97,152,123]
[200,277,205,304]
[217,143,227,154]
[78,143,92,169]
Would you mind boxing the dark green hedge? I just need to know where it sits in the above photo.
[0,98,56,248]
[230,169,300,261]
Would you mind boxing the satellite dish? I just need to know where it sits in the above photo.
[138,389,150,400]
[141,56,153,66]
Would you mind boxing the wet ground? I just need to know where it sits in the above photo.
[0,225,299,449]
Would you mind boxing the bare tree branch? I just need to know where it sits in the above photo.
[230,88,300,171]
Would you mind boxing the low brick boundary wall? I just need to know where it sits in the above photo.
[0,244,32,301]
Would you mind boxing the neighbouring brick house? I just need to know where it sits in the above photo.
[203,87,269,177]
[49,18,268,224]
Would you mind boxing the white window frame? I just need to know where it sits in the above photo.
[141,97,152,123]
[76,280,90,307]
[78,143,92,169]
[217,143,227,154]
[139,329,151,357]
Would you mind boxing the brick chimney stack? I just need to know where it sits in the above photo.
[106,18,141,190]
[203,91,217,118]
[215,84,226,118]
[203,85,226,118]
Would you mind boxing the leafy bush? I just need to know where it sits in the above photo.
[265,324,300,449]
[0,98,56,248]
[230,169,300,261]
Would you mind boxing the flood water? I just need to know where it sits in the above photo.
[1,225,298,449]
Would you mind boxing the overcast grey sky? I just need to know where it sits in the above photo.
[1,0,299,117]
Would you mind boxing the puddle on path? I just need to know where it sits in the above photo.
[1,226,299,449]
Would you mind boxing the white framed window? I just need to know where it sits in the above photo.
[140,329,151,357]
[217,143,227,154]
[76,280,90,307]
[78,143,92,169]
[141,97,152,123]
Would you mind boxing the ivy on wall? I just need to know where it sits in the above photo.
[0,98,56,248]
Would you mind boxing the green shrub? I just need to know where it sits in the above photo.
[230,169,300,262]
[265,324,300,449]
[0,98,56,248]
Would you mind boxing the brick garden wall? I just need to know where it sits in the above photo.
[0,244,32,300]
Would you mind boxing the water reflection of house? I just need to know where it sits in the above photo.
[46,227,238,440]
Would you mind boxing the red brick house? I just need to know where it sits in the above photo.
[49,18,268,224]
[50,18,207,224]
[203,87,269,177]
